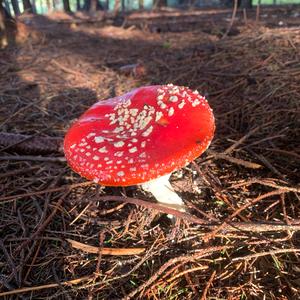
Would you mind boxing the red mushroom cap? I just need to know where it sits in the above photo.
[64,84,215,186]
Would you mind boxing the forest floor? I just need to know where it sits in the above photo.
[0,5,300,299]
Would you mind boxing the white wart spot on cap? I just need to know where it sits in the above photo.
[95,136,105,143]
[99,146,108,153]
[114,151,124,157]
[113,126,124,133]
[139,152,146,158]
[117,171,125,177]
[192,99,201,107]
[87,132,96,138]
[114,141,125,148]
[169,95,178,102]
[155,111,163,122]
[129,146,137,153]
[178,100,185,109]
[168,107,174,116]
[142,126,153,137]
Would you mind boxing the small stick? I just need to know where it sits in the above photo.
[222,0,238,39]
[94,195,300,233]
[0,181,93,203]
[13,191,70,255]
[203,189,288,241]
[200,270,216,300]
[124,246,228,300]
[0,155,66,162]
[0,166,39,179]
[208,151,262,169]
[0,275,93,297]
[229,179,300,193]
[232,248,300,262]
[224,127,261,154]
[67,239,145,256]
[255,3,260,24]
[243,8,248,26]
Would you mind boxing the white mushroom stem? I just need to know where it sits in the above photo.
[141,174,186,212]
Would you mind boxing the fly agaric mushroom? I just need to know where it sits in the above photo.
[64,84,215,211]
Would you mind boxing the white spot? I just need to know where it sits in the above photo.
[169,95,178,102]
[157,94,164,101]
[192,99,201,107]
[129,147,137,153]
[130,167,136,171]
[95,136,105,143]
[155,111,163,122]
[99,146,108,153]
[93,155,100,161]
[97,164,102,167]
[117,171,125,177]
[70,143,76,149]
[123,99,131,107]
[129,108,139,116]
[104,157,109,161]
[168,107,174,116]
[80,149,85,153]
[142,126,153,137]
[86,152,91,156]
[116,160,122,164]
[113,126,124,133]
[106,160,113,164]
[178,100,185,109]
[86,145,91,149]
[158,101,167,109]
[139,115,153,130]
[128,158,134,163]
[114,151,124,157]
[131,138,138,143]
[139,152,146,158]
[87,132,96,138]
[114,141,125,148]
[141,164,149,169]
[193,90,199,95]
[141,141,146,148]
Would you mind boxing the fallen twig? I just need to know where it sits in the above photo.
[67,239,145,255]
[94,195,300,233]
[232,248,300,262]
[0,275,93,297]
[0,155,66,162]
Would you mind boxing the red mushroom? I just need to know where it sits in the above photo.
[64,84,215,211]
